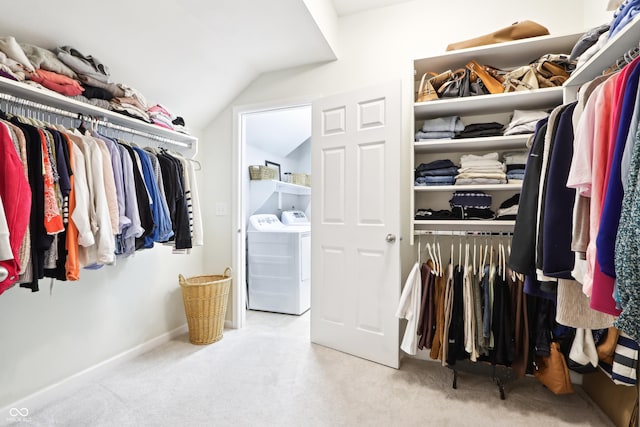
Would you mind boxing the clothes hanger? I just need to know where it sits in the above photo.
[426,238,435,266]
[501,239,507,281]
[473,236,477,276]
[430,234,438,275]
[437,241,443,277]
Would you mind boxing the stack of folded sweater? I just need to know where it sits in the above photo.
[110,84,152,123]
[454,122,504,139]
[171,116,190,134]
[503,150,528,183]
[455,152,506,185]
[449,191,495,220]
[415,116,463,140]
[496,194,520,220]
[504,109,549,135]
[415,208,456,220]
[414,159,458,186]
[148,104,176,130]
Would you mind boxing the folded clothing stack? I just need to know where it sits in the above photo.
[110,84,152,123]
[449,190,495,220]
[149,104,176,130]
[503,150,528,182]
[496,193,520,220]
[415,159,458,186]
[455,152,506,185]
[171,116,190,134]
[504,109,549,136]
[415,116,463,140]
[454,122,504,139]
[415,209,456,220]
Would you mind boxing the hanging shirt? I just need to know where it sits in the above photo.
[396,262,422,356]
[0,123,32,293]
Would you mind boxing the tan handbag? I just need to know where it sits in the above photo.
[416,70,453,102]
[465,60,505,94]
[446,21,550,51]
[502,65,539,92]
[534,341,574,395]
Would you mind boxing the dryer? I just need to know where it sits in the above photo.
[247,213,310,315]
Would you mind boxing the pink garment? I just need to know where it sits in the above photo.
[567,84,603,197]
[29,69,83,96]
[590,58,640,315]
[0,123,32,294]
[573,77,616,298]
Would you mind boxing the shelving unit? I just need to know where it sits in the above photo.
[411,32,582,244]
[414,134,532,153]
[250,179,311,211]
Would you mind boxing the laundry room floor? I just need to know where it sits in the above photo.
[17,310,614,426]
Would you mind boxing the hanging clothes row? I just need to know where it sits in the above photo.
[0,99,203,296]
[508,56,640,387]
[397,233,560,384]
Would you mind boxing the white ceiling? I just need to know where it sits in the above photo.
[331,0,415,16]
[0,0,411,132]
[245,105,312,157]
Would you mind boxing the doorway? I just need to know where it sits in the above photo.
[233,101,312,329]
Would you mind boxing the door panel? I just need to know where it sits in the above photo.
[311,81,401,368]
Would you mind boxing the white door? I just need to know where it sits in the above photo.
[311,81,401,368]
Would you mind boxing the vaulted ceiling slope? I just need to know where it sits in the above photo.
[0,0,414,132]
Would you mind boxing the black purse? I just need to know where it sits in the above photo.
[438,68,470,98]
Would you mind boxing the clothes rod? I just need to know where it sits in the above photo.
[0,92,190,148]
[414,230,513,237]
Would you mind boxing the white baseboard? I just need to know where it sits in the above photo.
[1,323,188,415]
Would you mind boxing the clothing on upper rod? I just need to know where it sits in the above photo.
[0,102,203,297]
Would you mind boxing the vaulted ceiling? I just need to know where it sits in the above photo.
[0,0,413,131]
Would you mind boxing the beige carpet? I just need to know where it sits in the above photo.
[9,310,613,426]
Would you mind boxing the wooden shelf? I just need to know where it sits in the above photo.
[414,183,522,192]
[414,134,531,153]
[414,87,563,119]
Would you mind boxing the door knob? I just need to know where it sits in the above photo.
[385,234,396,243]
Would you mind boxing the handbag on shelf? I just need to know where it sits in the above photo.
[503,65,540,92]
[533,341,574,395]
[416,70,453,102]
[465,60,505,94]
[533,53,574,87]
[438,68,470,98]
[446,20,550,51]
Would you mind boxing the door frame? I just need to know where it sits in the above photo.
[232,97,313,329]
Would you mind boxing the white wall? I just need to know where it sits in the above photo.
[583,0,616,28]
[200,0,589,324]
[0,240,205,409]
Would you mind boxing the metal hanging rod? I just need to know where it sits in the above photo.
[0,92,190,148]
[414,230,513,237]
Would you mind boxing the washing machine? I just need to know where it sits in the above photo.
[247,212,310,315]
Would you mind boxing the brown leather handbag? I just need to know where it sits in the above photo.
[446,21,550,51]
[416,70,453,102]
[465,60,505,94]
[534,341,574,395]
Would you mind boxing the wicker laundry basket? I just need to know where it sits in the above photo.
[178,268,232,345]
